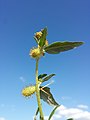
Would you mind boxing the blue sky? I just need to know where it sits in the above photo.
[0,0,90,120]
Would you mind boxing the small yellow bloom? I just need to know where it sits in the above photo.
[29,47,44,59]
[22,86,36,97]
[35,31,42,39]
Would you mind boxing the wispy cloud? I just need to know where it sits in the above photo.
[45,105,90,120]
[0,117,6,120]
[19,76,26,83]
[61,96,72,100]
[77,104,88,109]
[0,104,16,112]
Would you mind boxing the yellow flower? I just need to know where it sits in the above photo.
[29,47,44,59]
[35,31,42,39]
[22,86,36,97]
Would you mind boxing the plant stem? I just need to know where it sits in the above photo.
[35,58,44,120]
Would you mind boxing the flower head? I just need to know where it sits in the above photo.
[35,31,42,39]
[22,85,36,97]
[29,47,44,59]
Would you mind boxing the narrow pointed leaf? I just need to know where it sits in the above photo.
[44,41,84,54]
[34,107,39,120]
[34,36,38,44]
[42,74,55,83]
[39,27,47,47]
[48,105,60,120]
[38,74,47,79]
[40,86,59,106]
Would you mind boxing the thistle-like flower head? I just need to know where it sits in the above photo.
[22,85,36,97]
[29,47,44,59]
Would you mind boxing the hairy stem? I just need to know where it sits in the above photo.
[35,58,44,120]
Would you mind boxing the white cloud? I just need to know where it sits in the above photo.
[44,116,49,120]
[0,117,5,120]
[45,105,90,120]
[77,105,88,109]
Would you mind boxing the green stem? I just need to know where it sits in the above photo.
[35,58,44,120]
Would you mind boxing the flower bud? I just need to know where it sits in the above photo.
[22,85,36,97]
[35,31,42,39]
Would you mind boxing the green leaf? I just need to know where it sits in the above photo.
[40,86,59,106]
[42,74,55,83]
[38,74,47,79]
[38,74,55,83]
[44,41,84,54]
[34,36,39,44]
[34,107,39,120]
[48,105,60,120]
[67,118,74,120]
[39,27,47,47]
